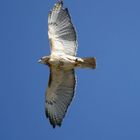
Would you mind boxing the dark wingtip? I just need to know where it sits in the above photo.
[52,124,56,129]
[45,113,63,128]
[51,121,62,128]
[45,109,62,128]
[52,0,63,11]
[49,118,62,128]
[49,117,56,128]
[58,0,63,3]
[56,0,63,5]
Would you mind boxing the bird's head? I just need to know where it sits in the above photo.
[38,56,50,65]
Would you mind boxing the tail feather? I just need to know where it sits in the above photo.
[77,57,96,69]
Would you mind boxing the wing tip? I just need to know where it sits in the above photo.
[50,118,62,128]
[50,121,62,128]
[45,69,76,128]
[53,0,64,11]
[45,108,62,128]
[57,0,63,5]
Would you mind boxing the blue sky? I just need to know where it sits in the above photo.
[1,0,140,139]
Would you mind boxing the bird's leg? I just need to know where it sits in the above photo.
[74,57,84,67]
[75,57,84,62]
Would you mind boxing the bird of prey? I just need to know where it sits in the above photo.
[38,0,96,128]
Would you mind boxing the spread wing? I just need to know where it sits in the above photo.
[45,67,76,128]
[48,1,77,56]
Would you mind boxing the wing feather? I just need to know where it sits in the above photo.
[45,67,76,128]
[48,1,77,56]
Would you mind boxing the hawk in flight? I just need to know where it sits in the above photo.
[38,0,96,128]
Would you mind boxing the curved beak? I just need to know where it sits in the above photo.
[38,59,42,63]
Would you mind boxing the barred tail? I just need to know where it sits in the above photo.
[77,57,96,69]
